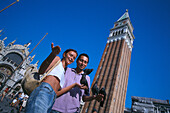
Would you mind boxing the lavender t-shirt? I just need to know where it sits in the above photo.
[52,68,90,113]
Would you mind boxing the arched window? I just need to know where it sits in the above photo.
[119,30,121,34]
[14,86,21,91]
[121,29,124,33]
[12,91,16,94]
[5,53,23,65]
[116,31,118,35]
[112,32,115,36]
[0,72,5,82]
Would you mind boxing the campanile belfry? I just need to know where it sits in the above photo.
[82,10,135,113]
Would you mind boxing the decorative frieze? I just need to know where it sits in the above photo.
[0,37,38,97]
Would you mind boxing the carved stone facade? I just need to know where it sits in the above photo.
[124,96,170,113]
[0,37,38,96]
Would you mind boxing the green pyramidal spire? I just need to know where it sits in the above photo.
[117,9,129,21]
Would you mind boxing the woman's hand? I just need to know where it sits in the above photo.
[51,43,61,55]
[75,83,88,89]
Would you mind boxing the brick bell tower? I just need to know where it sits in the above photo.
[82,10,135,113]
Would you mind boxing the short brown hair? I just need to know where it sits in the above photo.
[63,49,78,57]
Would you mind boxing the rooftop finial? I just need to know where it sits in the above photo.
[24,42,31,47]
[30,55,36,61]
[35,60,39,67]
[31,55,35,59]
[11,40,16,45]
[3,37,7,41]
[0,28,4,33]
[35,60,39,65]
[126,9,128,12]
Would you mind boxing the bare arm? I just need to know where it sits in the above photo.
[56,83,87,97]
[39,43,61,74]
[82,94,103,102]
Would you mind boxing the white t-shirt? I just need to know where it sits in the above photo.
[22,98,27,107]
[48,62,65,88]
[12,99,17,103]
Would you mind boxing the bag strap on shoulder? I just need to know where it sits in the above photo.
[39,58,61,82]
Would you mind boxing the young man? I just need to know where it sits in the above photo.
[51,53,103,113]
[25,43,86,113]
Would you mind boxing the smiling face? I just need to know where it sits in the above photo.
[76,55,89,71]
[63,50,77,66]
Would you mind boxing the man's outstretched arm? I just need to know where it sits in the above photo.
[82,94,104,102]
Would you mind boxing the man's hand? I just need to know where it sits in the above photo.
[94,94,104,102]
[51,43,61,55]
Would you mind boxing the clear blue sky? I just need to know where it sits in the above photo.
[0,0,170,108]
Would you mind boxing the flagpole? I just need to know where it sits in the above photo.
[0,0,19,13]
[14,33,48,71]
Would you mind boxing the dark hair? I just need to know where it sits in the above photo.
[77,53,89,63]
[63,49,78,57]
